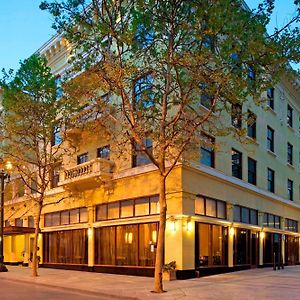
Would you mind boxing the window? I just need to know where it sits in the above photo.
[263,213,281,229]
[267,126,274,152]
[231,103,242,128]
[248,157,257,185]
[135,25,154,49]
[232,149,242,179]
[77,153,88,165]
[285,219,298,232]
[44,208,88,227]
[55,76,63,99]
[15,218,23,227]
[52,126,62,146]
[28,216,35,228]
[97,145,110,159]
[51,163,61,189]
[287,143,293,165]
[247,110,256,139]
[288,179,293,201]
[133,75,154,108]
[132,138,153,167]
[30,175,38,194]
[94,223,158,267]
[267,168,275,193]
[233,205,258,225]
[196,223,227,268]
[200,83,213,109]
[95,195,159,221]
[195,195,226,219]
[247,65,255,80]
[267,88,274,109]
[43,229,88,264]
[287,105,293,127]
[200,134,215,168]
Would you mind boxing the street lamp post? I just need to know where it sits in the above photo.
[0,170,9,272]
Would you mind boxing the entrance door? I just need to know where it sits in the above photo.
[251,233,258,267]
[273,233,282,266]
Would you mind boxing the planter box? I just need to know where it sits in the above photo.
[162,270,177,281]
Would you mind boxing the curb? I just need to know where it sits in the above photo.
[0,276,140,300]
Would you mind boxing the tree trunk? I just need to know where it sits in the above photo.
[32,201,42,277]
[153,174,167,293]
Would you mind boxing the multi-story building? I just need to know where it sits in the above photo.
[3,33,300,279]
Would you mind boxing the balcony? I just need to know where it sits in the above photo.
[59,158,114,190]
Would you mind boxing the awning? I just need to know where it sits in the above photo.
[4,226,35,235]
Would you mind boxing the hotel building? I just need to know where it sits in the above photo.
[2,33,300,279]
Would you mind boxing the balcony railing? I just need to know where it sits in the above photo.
[59,158,114,188]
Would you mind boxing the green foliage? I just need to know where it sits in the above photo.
[40,0,300,162]
[0,54,68,186]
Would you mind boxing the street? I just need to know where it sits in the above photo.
[0,280,110,300]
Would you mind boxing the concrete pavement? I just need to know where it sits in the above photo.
[1,266,300,299]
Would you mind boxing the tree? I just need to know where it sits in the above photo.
[40,0,300,292]
[0,55,74,277]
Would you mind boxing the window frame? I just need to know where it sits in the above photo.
[267,126,274,152]
[232,148,243,179]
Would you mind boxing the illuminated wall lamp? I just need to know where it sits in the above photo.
[229,227,235,236]
[260,231,265,239]
[187,220,192,232]
[170,219,176,232]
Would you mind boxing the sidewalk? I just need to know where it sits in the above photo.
[1,265,300,299]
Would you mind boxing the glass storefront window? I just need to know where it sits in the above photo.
[107,203,120,219]
[96,204,107,221]
[150,196,160,214]
[206,198,217,217]
[120,200,134,218]
[196,223,227,268]
[135,198,150,216]
[95,223,158,267]
[79,208,88,223]
[234,228,250,265]
[70,209,80,224]
[217,201,226,219]
[195,196,205,215]
[43,229,88,264]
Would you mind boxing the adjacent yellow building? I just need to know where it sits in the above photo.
[3,33,300,279]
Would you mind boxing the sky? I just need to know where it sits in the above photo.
[0,0,298,72]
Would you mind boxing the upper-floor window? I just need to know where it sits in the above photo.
[287,105,293,127]
[247,110,256,139]
[200,134,215,168]
[135,25,154,49]
[195,195,226,219]
[77,153,89,165]
[55,76,63,99]
[52,126,62,146]
[231,103,242,129]
[15,218,23,227]
[288,179,293,201]
[51,163,61,189]
[200,83,213,109]
[248,157,257,185]
[267,168,275,193]
[133,75,154,108]
[267,126,274,152]
[28,216,35,228]
[132,138,152,167]
[287,143,293,165]
[97,145,110,160]
[267,88,274,109]
[263,213,281,229]
[247,66,255,81]
[232,149,242,179]
[234,205,258,225]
